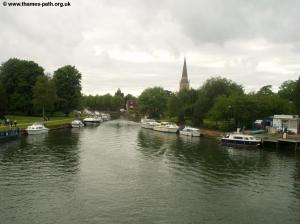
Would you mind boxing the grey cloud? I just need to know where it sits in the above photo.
[0,0,299,96]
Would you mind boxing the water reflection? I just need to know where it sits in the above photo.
[294,154,300,200]
[1,121,300,224]
[0,129,80,174]
[137,128,272,186]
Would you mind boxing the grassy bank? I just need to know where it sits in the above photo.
[0,115,74,130]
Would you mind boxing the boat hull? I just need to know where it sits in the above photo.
[71,124,84,128]
[141,123,156,129]
[0,129,20,140]
[26,129,49,135]
[221,139,261,147]
[180,130,201,137]
[153,126,178,133]
[83,121,101,125]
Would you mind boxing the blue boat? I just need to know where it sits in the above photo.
[0,128,20,140]
[221,133,261,147]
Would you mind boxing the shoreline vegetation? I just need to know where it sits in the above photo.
[1,58,300,139]
[0,115,74,131]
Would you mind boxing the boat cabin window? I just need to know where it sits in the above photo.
[233,136,243,140]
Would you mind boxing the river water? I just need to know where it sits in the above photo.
[0,119,300,224]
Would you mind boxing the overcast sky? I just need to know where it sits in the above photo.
[1,0,300,96]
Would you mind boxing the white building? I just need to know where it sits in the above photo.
[272,115,299,134]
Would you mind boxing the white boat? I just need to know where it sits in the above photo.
[71,120,84,128]
[180,126,201,137]
[221,133,261,147]
[101,113,111,121]
[83,116,102,125]
[153,122,179,133]
[26,123,49,135]
[141,118,160,129]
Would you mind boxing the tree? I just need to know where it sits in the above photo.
[138,87,168,118]
[0,58,44,114]
[102,94,113,111]
[114,88,124,98]
[192,77,244,125]
[294,76,300,114]
[53,65,82,115]
[257,85,274,95]
[32,75,57,119]
[111,95,124,111]
[167,94,181,118]
[278,80,297,100]
[208,93,295,130]
[0,82,7,117]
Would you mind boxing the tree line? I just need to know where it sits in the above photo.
[0,58,135,118]
[0,58,82,118]
[80,89,136,112]
[1,57,300,131]
[137,77,300,130]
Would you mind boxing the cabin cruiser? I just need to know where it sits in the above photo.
[153,122,179,133]
[141,118,160,129]
[0,128,20,140]
[26,123,49,135]
[101,113,111,121]
[221,133,261,146]
[71,120,84,128]
[180,126,201,137]
[83,116,102,125]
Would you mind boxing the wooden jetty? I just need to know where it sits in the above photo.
[262,137,300,150]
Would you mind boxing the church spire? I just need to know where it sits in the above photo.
[179,57,189,91]
[182,57,187,78]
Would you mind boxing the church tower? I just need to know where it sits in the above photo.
[179,57,189,91]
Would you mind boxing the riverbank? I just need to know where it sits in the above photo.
[0,115,74,133]
[200,128,223,138]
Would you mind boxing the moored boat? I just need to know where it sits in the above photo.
[0,128,20,140]
[71,120,84,128]
[221,133,261,147]
[153,122,179,133]
[26,123,49,135]
[101,113,111,121]
[180,126,201,137]
[141,118,160,129]
[83,116,102,125]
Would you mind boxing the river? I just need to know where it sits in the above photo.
[0,119,300,224]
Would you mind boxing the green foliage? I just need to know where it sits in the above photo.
[294,76,300,114]
[81,93,125,111]
[278,80,297,100]
[138,87,168,118]
[0,82,7,116]
[53,65,82,115]
[207,93,295,129]
[32,75,57,116]
[257,85,274,95]
[166,89,198,124]
[0,58,44,114]
[114,88,124,98]
[192,77,244,126]
[167,94,181,117]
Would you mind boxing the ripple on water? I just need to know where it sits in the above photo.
[0,120,300,224]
